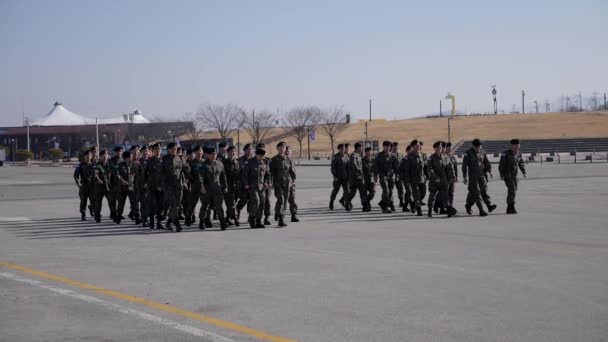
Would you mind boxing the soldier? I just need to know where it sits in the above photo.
[391,142,405,208]
[462,139,497,216]
[223,145,241,226]
[126,145,140,221]
[444,142,458,211]
[108,146,123,221]
[256,142,272,225]
[74,150,93,221]
[427,142,456,217]
[217,142,227,163]
[115,151,137,224]
[161,142,186,232]
[270,141,296,227]
[362,147,377,207]
[401,145,413,212]
[188,146,206,229]
[499,139,527,214]
[346,142,370,212]
[285,146,299,222]
[145,143,165,229]
[243,148,272,228]
[403,140,426,216]
[329,143,350,210]
[200,148,228,230]
[375,141,398,213]
[92,150,111,223]
[87,146,98,217]
[135,145,150,227]
[236,144,254,222]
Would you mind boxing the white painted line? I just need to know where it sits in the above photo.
[0,217,31,222]
[0,272,236,342]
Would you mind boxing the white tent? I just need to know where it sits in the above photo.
[31,102,94,126]
[99,110,151,124]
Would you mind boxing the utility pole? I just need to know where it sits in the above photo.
[307,126,311,160]
[566,96,570,112]
[545,99,550,112]
[578,91,583,111]
[26,117,30,152]
[447,117,452,142]
[534,100,539,113]
[492,85,498,115]
[439,100,442,117]
[252,109,256,145]
[369,99,372,121]
[95,117,100,149]
[604,92,607,110]
[592,92,599,110]
[561,95,564,112]
[521,90,525,114]
[365,121,369,148]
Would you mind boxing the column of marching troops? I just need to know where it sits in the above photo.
[328,138,527,217]
[73,141,300,232]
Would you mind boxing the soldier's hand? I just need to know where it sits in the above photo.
[489,172,494,179]
[523,173,527,178]
[463,178,468,185]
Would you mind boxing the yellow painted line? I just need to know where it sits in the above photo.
[0,261,296,342]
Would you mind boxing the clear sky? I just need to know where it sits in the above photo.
[1,0,606,126]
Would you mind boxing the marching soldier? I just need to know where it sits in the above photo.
[462,139,496,216]
[445,142,458,210]
[145,143,165,229]
[362,147,377,207]
[188,146,207,229]
[285,146,299,222]
[200,147,228,230]
[499,139,527,214]
[256,142,272,225]
[269,141,296,227]
[135,145,150,227]
[108,146,123,221]
[223,145,241,226]
[161,142,186,232]
[115,151,137,224]
[93,150,111,223]
[403,140,426,216]
[329,143,350,210]
[401,145,413,212]
[236,144,254,223]
[87,146,98,217]
[375,141,398,213]
[391,142,405,208]
[217,142,227,163]
[347,142,370,212]
[243,148,272,228]
[74,150,93,221]
[427,142,455,217]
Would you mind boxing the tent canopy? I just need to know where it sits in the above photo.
[31,102,151,126]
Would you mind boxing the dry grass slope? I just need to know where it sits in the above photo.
[189,111,608,157]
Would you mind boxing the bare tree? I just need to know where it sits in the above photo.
[284,106,320,160]
[196,103,244,141]
[318,106,350,156]
[241,109,276,145]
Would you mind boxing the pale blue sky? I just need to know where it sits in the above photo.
[1,0,606,126]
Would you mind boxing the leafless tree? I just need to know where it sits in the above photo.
[284,106,320,160]
[318,106,350,155]
[241,109,276,145]
[196,103,244,141]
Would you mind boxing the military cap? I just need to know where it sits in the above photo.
[257,142,266,149]
[440,141,446,147]
[99,149,108,155]
[227,145,235,152]
[177,146,184,152]
[392,141,399,146]
[405,145,412,151]
[140,145,148,151]
[276,141,286,148]
[129,145,139,151]
[89,146,98,151]
[382,140,392,146]
[151,143,161,149]
[255,148,266,155]
[114,146,123,152]
[207,147,216,154]
[82,149,91,155]
[122,151,131,159]
[192,145,201,152]
[419,141,424,146]
[446,142,452,147]
[343,143,349,147]
[337,144,344,149]
[167,142,177,149]
[472,138,482,147]
[354,142,362,149]
[433,141,442,148]
[243,143,252,151]
[510,138,520,145]
[218,142,227,148]
[364,147,373,152]
[410,139,419,147]
[202,146,209,154]
[186,148,193,155]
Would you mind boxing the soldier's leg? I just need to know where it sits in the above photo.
[247,189,259,227]
[257,190,266,226]
[93,190,103,221]
[236,188,249,215]
[387,178,395,210]
[367,182,376,204]
[379,178,389,210]
[427,183,438,216]
[396,178,404,206]
[288,186,298,218]
[116,191,128,223]
[357,180,369,210]
[479,178,493,206]
[79,186,87,217]
[263,188,271,224]
[505,178,517,205]
[448,182,455,207]
[128,191,139,220]
[329,180,341,205]
[224,190,235,222]
[469,178,485,214]
[212,190,227,228]
[274,186,285,219]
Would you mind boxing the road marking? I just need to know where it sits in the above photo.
[0,261,296,342]
[0,217,31,222]
[0,271,236,342]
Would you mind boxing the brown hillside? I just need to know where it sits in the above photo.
[187,111,608,157]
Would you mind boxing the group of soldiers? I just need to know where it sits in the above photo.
[329,138,527,217]
[73,141,299,232]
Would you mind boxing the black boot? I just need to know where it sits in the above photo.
[115,215,121,224]
[141,218,149,228]
[199,220,205,230]
[88,205,94,217]
[184,216,191,226]
[507,204,517,214]
[174,221,182,232]
[465,205,473,215]
[149,217,155,229]
[402,202,409,212]
[278,216,287,227]
[488,204,497,213]
[234,218,240,227]
[81,212,86,221]
[291,214,299,222]
[447,206,456,218]
[135,216,141,225]
[479,210,488,217]
[399,199,404,208]
[95,214,101,223]
[264,216,271,226]
[274,213,279,221]
[339,198,346,210]
[220,220,228,230]
[389,202,396,212]
[166,219,172,231]
[416,207,423,216]
[205,218,212,228]
[329,201,334,210]
[156,220,165,230]
[256,220,265,228]
[427,208,433,217]
[434,202,440,214]
[249,217,256,228]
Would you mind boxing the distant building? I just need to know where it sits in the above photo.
[0,102,194,160]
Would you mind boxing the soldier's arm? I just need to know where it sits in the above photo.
[73,166,82,187]
[289,160,296,182]
[453,158,459,180]
[220,166,227,192]
[330,156,337,177]
[94,165,103,184]
[518,155,527,176]
[242,164,250,189]
[498,153,506,179]
[461,154,468,179]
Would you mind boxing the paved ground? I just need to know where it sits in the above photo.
[0,163,607,342]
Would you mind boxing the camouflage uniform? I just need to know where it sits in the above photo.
[135,156,149,225]
[200,159,227,229]
[346,151,369,211]
[243,158,271,227]
[116,160,137,223]
[499,149,527,211]
[145,155,164,228]
[269,154,296,223]
[462,147,494,213]
[74,160,93,219]
[161,153,186,230]
[329,151,350,209]
[235,155,252,219]
[108,154,121,219]
[427,153,449,216]
[223,157,241,224]
[403,152,427,215]
[375,150,398,212]
[93,161,111,222]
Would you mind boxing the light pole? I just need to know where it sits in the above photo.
[491,85,497,115]
[522,90,525,114]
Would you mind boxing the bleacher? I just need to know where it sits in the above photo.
[454,138,608,155]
